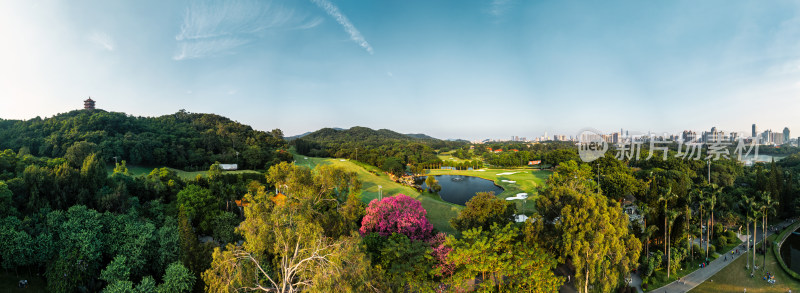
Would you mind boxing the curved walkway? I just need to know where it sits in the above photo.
[647,220,793,293]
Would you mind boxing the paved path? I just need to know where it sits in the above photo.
[648,220,794,293]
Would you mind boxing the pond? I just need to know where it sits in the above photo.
[419,175,504,206]
[780,227,800,274]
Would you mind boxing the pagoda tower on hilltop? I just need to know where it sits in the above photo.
[84,98,96,110]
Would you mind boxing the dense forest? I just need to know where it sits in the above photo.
[292,126,467,175]
[0,109,291,171]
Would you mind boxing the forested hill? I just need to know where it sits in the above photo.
[292,126,467,173]
[0,109,291,170]
[301,126,438,144]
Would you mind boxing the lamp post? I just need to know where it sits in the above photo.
[378,185,382,200]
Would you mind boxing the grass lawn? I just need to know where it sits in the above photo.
[436,151,470,163]
[691,234,800,293]
[293,155,462,235]
[105,164,261,180]
[0,272,47,292]
[425,168,551,215]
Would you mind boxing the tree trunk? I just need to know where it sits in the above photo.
[700,207,704,259]
[710,210,714,253]
[584,267,590,293]
[763,214,767,270]
[752,218,756,275]
[746,220,750,270]
[706,216,710,260]
[644,218,648,256]
[667,227,671,279]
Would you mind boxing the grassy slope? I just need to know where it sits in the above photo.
[691,234,800,293]
[293,155,462,235]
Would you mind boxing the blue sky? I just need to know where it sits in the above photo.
[2,0,800,140]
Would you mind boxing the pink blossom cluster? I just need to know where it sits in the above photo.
[428,232,455,277]
[359,194,434,241]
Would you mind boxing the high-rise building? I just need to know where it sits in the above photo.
[752,124,757,138]
[783,127,790,143]
[682,130,697,142]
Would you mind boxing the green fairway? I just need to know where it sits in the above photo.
[105,164,261,180]
[425,168,550,215]
[691,234,800,293]
[293,155,462,234]
[436,151,471,163]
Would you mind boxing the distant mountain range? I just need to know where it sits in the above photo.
[288,127,444,142]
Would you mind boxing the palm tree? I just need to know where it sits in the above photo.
[694,190,706,259]
[685,204,692,260]
[705,186,718,260]
[750,206,760,275]
[760,191,778,270]
[741,195,754,270]
[643,225,659,258]
[658,187,678,279]
[639,203,653,256]
[666,210,681,278]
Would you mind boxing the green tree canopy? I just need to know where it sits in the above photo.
[449,191,515,233]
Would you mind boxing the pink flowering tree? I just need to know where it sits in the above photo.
[359,194,434,241]
[428,232,455,277]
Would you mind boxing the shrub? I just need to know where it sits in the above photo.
[726,230,737,240]
[708,244,716,254]
[716,236,728,247]
[714,223,724,237]
[692,244,701,257]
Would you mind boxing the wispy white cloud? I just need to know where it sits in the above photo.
[310,0,374,54]
[89,31,114,51]
[488,0,514,17]
[174,0,322,60]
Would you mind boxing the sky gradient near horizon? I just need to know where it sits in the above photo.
[2,0,800,140]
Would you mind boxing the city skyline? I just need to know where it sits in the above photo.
[3,1,800,140]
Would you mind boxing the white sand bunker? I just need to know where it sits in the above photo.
[340,159,347,161]
[474,169,486,172]
[495,172,518,176]
[505,193,528,200]
[304,157,308,159]
[514,214,529,222]
[501,180,516,183]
